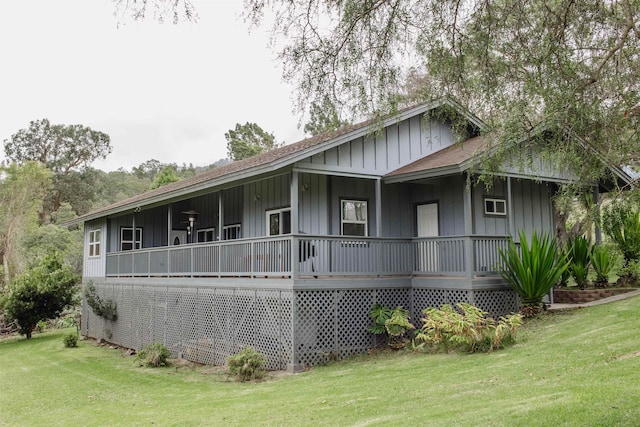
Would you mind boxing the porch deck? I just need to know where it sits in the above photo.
[105,234,511,280]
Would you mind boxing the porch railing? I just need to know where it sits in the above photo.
[105,234,511,279]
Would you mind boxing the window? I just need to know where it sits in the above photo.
[120,227,142,251]
[223,224,242,240]
[197,228,216,243]
[484,198,507,216]
[88,230,101,257]
[341,200,368,236]
[266,208,291,236]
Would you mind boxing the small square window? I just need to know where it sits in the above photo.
[484,198,507,216]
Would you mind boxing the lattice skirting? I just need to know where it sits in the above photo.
[82,283,294,370]
[82,283,519,371]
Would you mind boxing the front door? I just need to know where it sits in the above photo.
[416,203,439,272]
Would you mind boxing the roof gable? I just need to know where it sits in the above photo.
[69,98,483,224]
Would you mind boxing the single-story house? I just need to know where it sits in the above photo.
[70,98,631,371]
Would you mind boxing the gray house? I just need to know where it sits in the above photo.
[73,99,629,371]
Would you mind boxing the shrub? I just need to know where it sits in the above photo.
[567,235,592,289]
[227,347,265,382]
[2,252,79,338]
[590,245,617,288]
[84,282,118,321]
[414,303,523,353]
[601,203,640,285]
[498,231,569,317]
[368,304,414,349]
[136,343,171,367]
[63,333,78,348]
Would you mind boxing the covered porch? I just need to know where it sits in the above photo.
[104,234,511,282]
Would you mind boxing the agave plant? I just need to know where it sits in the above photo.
[498,231,570,316]
[590,245,616,288]
[567,235,592,289]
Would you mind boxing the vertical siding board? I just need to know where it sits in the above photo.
[351,137,364,169]
[375,132,387,171]
[363,135,376,171]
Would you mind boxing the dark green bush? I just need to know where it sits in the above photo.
[590,245,617,288]
[567,235,592,289]
[84,282,118,321]
[63,333,78,348]
[498,231,569,316]
[136,343,171,367]
[227,347,265,382]
[601,203,640,282]
[368,304,414,349]
[2,252,79,339]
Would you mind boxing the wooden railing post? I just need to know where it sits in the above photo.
[291,235,299,280]
[464,236,474,279]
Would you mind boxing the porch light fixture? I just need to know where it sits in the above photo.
[181,210,199,243]
[253,193,261,201]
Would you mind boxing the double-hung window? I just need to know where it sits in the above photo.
[120,227,142,251]
[341,200,368,236]
[266,208,291,236]
[88,230,101,257]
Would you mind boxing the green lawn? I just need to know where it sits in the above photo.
[2,297,640,426]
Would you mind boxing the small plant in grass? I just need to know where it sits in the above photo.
[227,347,265,382]
[415,303,523,353]
[63,333,78,348]
[368,304,415,349]
[498,231,569,317]
[136,343,171,367]
[567,235,592,289]
[590,244,617,288]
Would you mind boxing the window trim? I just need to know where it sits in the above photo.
[120,227,142,251]
[196,227,216,243]
[484,197,507,216]
[266,207,291,236]
[223,224,242,240]
[340,199,369,237]
[88,229,101,258]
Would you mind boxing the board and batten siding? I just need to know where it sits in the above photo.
[83,218,107,279]
[299,115,456,175]
[243,174,291,237]
[473,179,555,241]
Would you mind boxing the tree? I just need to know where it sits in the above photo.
[304,97,351,137]
[4,119,112,219]
[2,252,79,339]
[244,0,640,186]
[150,166,181,189]
[225,122,280,161]
[0,162,52,286]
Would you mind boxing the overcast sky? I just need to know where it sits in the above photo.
[0,0,305,171]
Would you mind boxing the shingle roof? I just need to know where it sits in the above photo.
[385,135,488,179]
[66,97,486,225]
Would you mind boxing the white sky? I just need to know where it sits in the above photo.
[0,0,305,171]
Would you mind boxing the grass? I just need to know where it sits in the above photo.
[2,296,640,426]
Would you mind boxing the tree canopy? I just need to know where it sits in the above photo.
[225,122,280,161]
[4,119,112,220]
[4,119,111,175]
[244,0,640,186]
[303,97,351,137]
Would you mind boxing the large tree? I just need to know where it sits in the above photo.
[0,162,52,285]
[225,122,280,161]
[304,97,351,137]
[4,118,112,220]
[243,0,640,187]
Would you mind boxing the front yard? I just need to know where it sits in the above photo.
[1,295,640,426]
